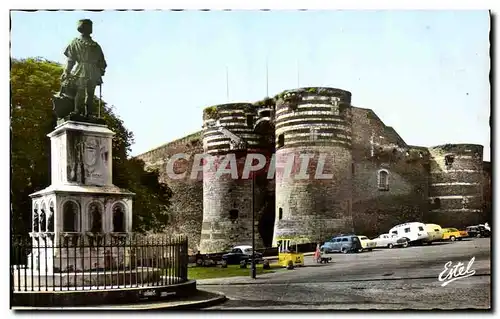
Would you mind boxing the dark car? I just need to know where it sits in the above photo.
[320,235,363,254]
[222,246,263,265]
[466,226,491,238]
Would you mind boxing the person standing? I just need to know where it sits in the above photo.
[314,243,321,263]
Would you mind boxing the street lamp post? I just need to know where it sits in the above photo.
[251,170,256,279]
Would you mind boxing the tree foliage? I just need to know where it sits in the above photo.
[10,58,172,234]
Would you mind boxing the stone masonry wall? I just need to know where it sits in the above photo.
[351,107,429,237]
[135,131,204,253]
[273,88,354,245]
[199,103,270,253]
[427,144,485,228]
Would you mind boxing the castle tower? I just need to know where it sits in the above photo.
[199,103,270,253]
[272,87,354,246]
[28,121,134,273]
[427,144,484,228]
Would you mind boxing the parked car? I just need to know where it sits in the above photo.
[478,225,492,237]
[466,225,491,238]
[424,223,444,243]
[357,235,376,251]
[320,235,363,254]
[194,252,224,266]
[442,228,468,241]
[371,234,409,248]
[389,222,430,245]
[221,246,263,265]
[479,223,491,232]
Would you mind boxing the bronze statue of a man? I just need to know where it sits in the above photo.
[61,19,107,117]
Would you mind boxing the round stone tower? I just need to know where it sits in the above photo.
[272,87,354,246]
[428,144,484,228]
[199,103,269,254]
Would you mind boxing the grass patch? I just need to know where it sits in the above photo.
[188,263,283,280]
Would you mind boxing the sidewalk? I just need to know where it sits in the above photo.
[197,252,317,285]
[12,290,227,310]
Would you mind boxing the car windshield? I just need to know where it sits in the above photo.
[449,228,458,232]
[243,248,253,254]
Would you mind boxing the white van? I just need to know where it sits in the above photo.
[389,222,430,244]
[424,223,444,243]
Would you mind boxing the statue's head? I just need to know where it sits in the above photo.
[77,19,93,35]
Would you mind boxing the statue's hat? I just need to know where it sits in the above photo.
[77,19,93,33]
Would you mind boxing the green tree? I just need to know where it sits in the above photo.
[10,57,172,235]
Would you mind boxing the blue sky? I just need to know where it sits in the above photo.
[10,10,491,160]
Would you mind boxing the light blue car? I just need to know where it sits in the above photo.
[320,235,363,254]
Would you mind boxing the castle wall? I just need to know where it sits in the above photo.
[199,103,269,253]
[135,87,490,251]
[135,132,204,253]
[350,107,429,237]
[273,88,354,245]
[427,144,485,228]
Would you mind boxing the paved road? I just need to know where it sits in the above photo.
[199,238,491,310]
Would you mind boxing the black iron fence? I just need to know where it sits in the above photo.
[10,233,188,292]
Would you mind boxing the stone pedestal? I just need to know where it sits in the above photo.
[28,121,135,273]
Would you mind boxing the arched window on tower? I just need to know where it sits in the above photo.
[377,169,389,191]
[112,204,126,232]
[246,114,254,128]
[229,209,239,223]
[63,201,78,232]
[277,134,285,148]
[434,198,441,209]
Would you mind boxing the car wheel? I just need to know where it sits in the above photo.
[341,247,348,254]
[476,233,481,238]
[450,236,456,241]
[402,242,409,248]
[196,258,203,266]
[387,243,394,249]
[357,248,363,253]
